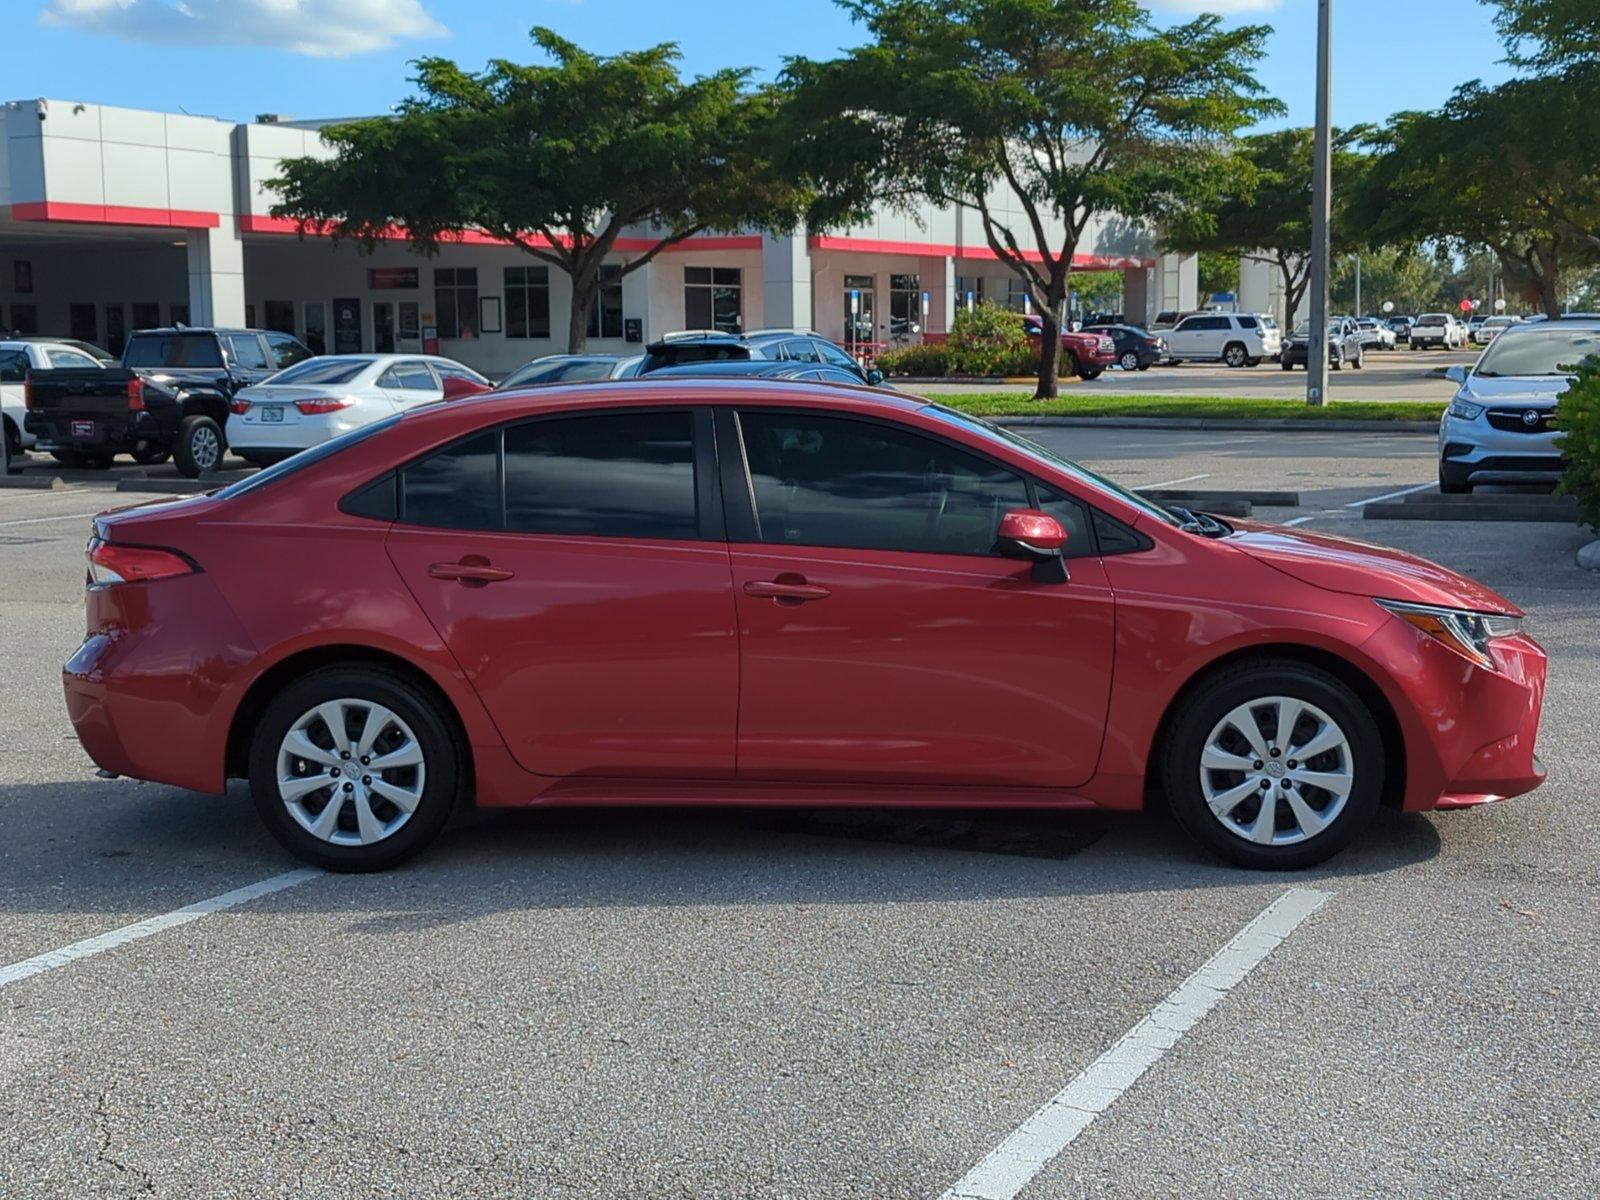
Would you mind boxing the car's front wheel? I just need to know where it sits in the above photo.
[248,666,462,872]
[1161,660,1383,870]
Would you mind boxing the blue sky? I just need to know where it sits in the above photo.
[16,1,1515,130]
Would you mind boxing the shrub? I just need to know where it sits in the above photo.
[1554,356,1600,530]
[876,342,951,376]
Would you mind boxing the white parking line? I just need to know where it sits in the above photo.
[1343,482,1434,508]
[0,510,106,528]
[1283,516,1318,527]
[0,869,320,990]
[1133,473,1210,492]
[937,887,1331,1200]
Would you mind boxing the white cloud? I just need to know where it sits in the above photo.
[1146,0,1282,12]
[40,0,449,58]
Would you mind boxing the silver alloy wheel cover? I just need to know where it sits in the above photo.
[191,425,220,469]
[1198,695,1353,846]
[276,698,426,846]
[1121,351,1139,370]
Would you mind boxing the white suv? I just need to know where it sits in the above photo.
[1165,312,1282,368]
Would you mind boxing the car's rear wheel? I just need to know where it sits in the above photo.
[3,417,20,460]
[175,415,224,478]
[1161,661,1383,870]
[248,667,461,872]
[1281,359,1294,371]
[1079,367,1103,380]
[1223,343,1248,368]
[1120,351,1140,371]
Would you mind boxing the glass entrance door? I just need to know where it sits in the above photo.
[374,301,396,353]
[843,275,875,350]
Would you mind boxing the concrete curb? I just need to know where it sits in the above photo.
[992,415,1439,433]
[0,474,65,489]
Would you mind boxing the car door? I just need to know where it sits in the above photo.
[378,360,444,409]
[384,407,739,779]
[222,334,277,387]
[1168,316,1207,358]
[722,406,1115,789]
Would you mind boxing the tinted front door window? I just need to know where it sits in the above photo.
[738,411,1028,556]
[504,412,697,539]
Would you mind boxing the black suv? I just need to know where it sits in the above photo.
[24,326,313,475]
[639,330,884,385]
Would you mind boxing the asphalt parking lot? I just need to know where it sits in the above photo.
[919,345,1474,402]
[0,426,1596,1198]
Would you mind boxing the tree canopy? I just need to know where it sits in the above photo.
[1159,127,1371,327]
[777,0,1279,398]
[1348,81,1598,316]
[270,28,800,351]
[1484,0,1600,70]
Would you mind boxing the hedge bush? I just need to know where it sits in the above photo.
[1554,356,1600,530]
[878,301,1038,377]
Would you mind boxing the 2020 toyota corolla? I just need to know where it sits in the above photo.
[65,380,1547,872]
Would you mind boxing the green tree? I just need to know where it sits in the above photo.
[1329,247,1451,315]
[1350,82,1597,318]
[778,0,1278,399]
[1160,128,1371,328]
[270,28,799,352]
[1484,0,1600,69]
[1197,252,1240,306]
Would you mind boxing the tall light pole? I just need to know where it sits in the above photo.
[1306,0,1333,407]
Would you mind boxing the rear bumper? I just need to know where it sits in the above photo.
[26,409,175,452]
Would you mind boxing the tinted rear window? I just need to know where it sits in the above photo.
[642,343,749,372]
[268,358,372,386]
[401,432,500,530]
[124,333,224,368]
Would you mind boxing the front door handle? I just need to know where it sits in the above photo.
[744,578,831,603]
[429,557,514,584]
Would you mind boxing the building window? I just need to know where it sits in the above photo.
[587,264,624,340]
[434,267,479,339]
[955,276,984,310]
[684,266,742,333]
[264,300,296,336]
[9,304,38,334]
[1000,277,1031,313]
[504,266,551,340]
[889,274,921,339]
[131,302,160,332]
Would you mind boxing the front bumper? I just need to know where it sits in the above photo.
[1438,413,1563,484]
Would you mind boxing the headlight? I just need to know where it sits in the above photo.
[1447,398,1484,420]
[1376,599,1523,669]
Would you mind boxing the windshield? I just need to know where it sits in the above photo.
[213,414,402,501]
[922,405,1181,527]
[123,333,224,368]
[265,358,373,386]
[1474,327,1600,377]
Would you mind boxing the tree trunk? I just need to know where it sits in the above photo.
[1032,273,1070,401]
[566,277,596,353]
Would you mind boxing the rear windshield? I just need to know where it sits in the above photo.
[124,333,223,368]
[1416,315,1447,327]
[268,358,372,386]
[213,414,402,501]
[641,344,749,372]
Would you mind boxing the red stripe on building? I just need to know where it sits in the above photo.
[808,235,1154,270]
[239,215,761,254]
[12,201,220,229]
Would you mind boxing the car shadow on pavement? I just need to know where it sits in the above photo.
[0,777,1442,928]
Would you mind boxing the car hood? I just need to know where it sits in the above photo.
[1226,522,1521,615]
[1456,374,1571,408]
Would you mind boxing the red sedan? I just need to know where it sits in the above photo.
[64,381,1547,872]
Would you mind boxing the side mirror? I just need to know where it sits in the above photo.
[441,374,492,400]
[1444,364,1467,384]
[866,367,885,386]
[995,508,1069,583]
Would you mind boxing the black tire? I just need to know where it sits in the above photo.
[1246,357,1262,367]
[1064,352,1082,378]
[1281,360,1294,371]
[1439,467,1471,495]
[76,452,115,470]
[1352,349,1364,370]
[3,417,20,461]
[174,414,224,478]
[1120,351,1141,371]
[51,449,90,468]
[1136,362,1151,371]
[131,441,170,466]
[1079,368,1103,381]
[1223,342,1248,368]
[1161,660,1383,870]
[248,666,462,872]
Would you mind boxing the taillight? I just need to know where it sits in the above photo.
[87,538,196,586]
[126,377,146,411]
[227,398,251,415]
[294,396,356,415]
[23,377,35,409]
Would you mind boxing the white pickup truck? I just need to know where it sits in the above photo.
[0,339,108,457]
[1408,313,1462,349]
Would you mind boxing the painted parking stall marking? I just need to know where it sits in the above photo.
[938,887,1331,1200]
[0,869,320,990]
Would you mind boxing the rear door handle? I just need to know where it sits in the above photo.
[744,579,831,603]
[429,559,514,584]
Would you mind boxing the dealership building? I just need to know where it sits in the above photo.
[0,97,1200,374]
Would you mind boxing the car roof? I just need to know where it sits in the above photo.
[645,333,750,351]
[436,376,914,423]
[645,360,836,378]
